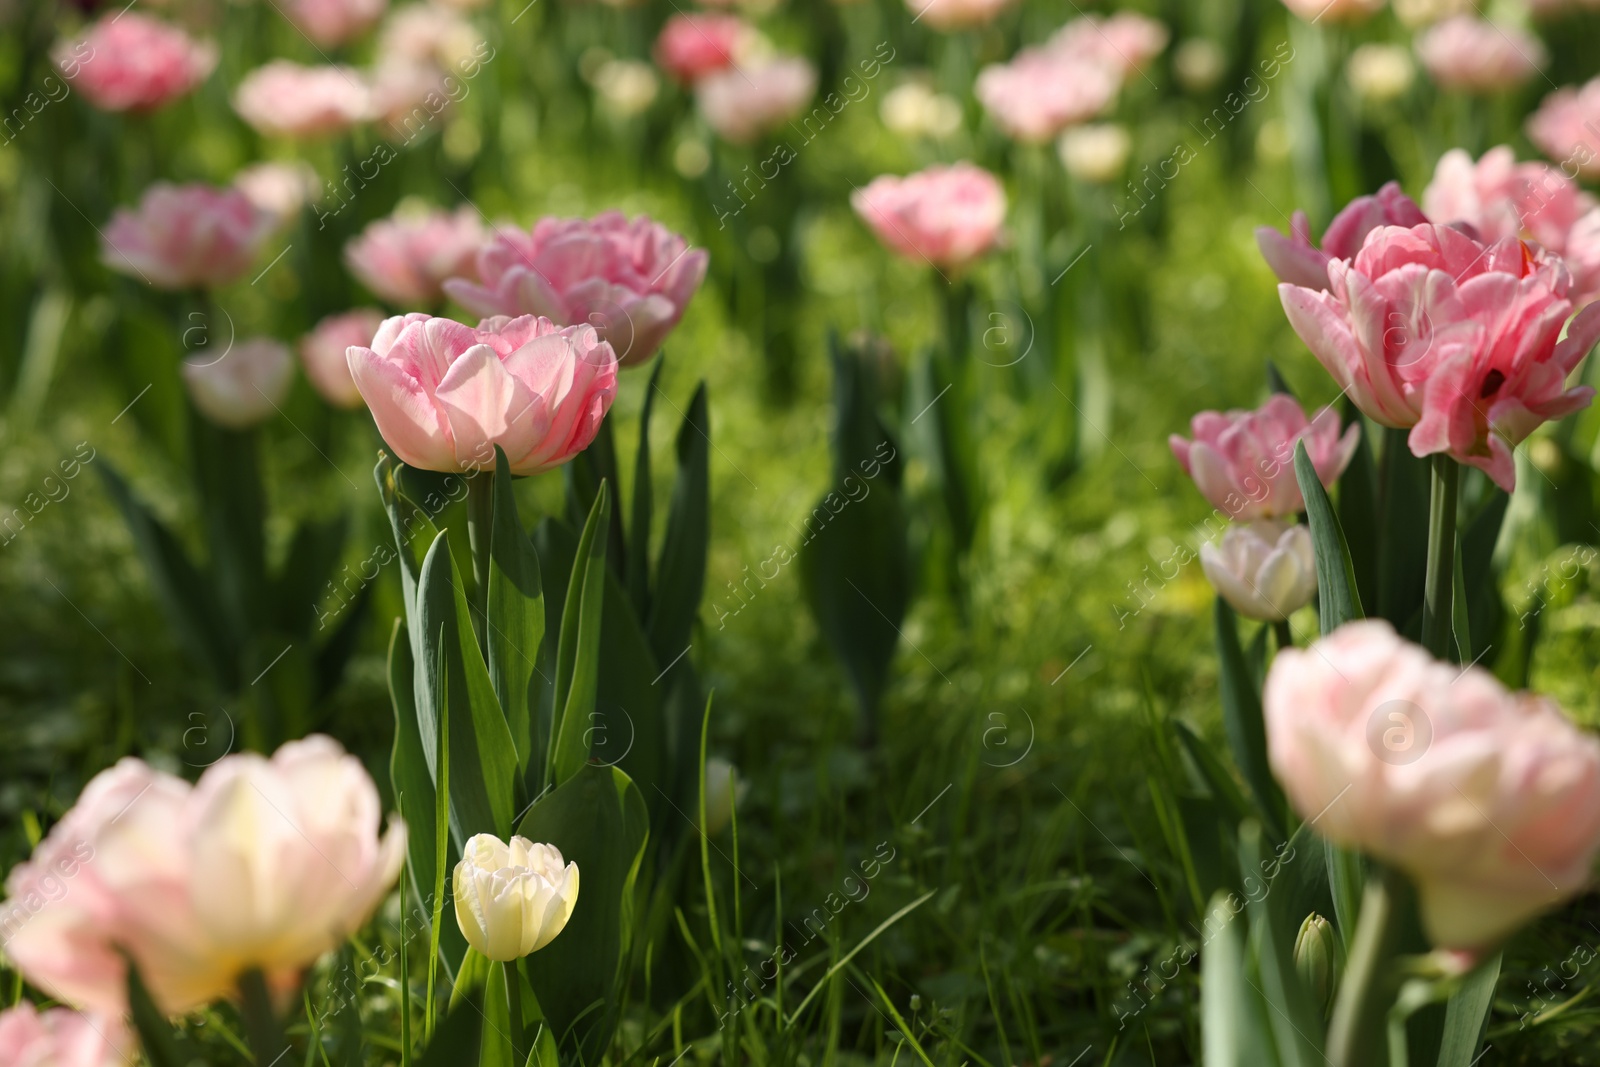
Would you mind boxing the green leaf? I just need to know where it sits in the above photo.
[647,382,710,670]
[418,531,519,841]
[913,351,978,558]
[482,957,517,1067]
[1325,842,1366,945]
[1294,440,1364,632]
[1201,889,1282,1067]
[628,360,665,619]
[1459,491,1509,663]
[1435,953,1500,1067]
[1376,428,1430,632]
[486,447,545,773]
[419,991,485,1067]
[1171,720,1254,826]
[1239,822,1326,1067]
[550,483,611,788]
[189,412,267,635]
[98,460,239,689]
[519,764,649,1063]
[1336,404,1380,615]
[272,512,347,637]
[1215,598,1286,842]
[124,957,193,1067]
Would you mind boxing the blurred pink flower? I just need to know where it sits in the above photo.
[1050,12,1169,78]
[280,0,386,46]
[850,163,1007,271]
[377,4,483,67]
[653,14,755,84]
[1528,77,1600,180]
[344,205,487,307]
[233,160,321,226]
[1169,395,1360,520]
[101,182,274,290]
[182,337,295,429]
[904,0,1016,31]
[1278,0,1384,22]
[0,737,405,1016]
[1256,181,1428,291]
[301,309,386,408]
[1279,223,1600,490]
[976,47,1119,143]
[1201,520,1318,622]
[347,314,618,473]
[1424,146,1600,305]
[53,12,216,113]
[696,56,816,143]
[1416,17,1546,93]
[1265,620,1600,950]
[233,61,373,139]
[0,1003,130,1067]
[370,59,453,139]
[444,212,708,367]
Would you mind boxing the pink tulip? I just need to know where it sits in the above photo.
[1278,0,1385,22]
[101,182,274,290]
[1256,181,1428,291]
[233,61,373,139]
[53,12,217,113]
[1265,620,1600,949]
[346,314,618,474]
[370,59,454,139]
[301,309,386,408]
[0,737,405,1016]
[850,163,1007,271]
[344,205,487,307]
[1049,12,1170,78]
[279,0,386,46]
[1170,395,1360,521]
[182,337,296,429]
[695,56,817,144]
[904,0,1016,31]
[1424,146,1600,305]
[0,1003,130,1067]
[376,3,483,67]
[444,212,708,367]
[653,14,756,85]
[1416,17,1546,93]
[1279,223,1600,490]
[976,47,1119,143]
[233,161,321,227]
[1528,77,1600,180]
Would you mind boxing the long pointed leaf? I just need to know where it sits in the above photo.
[1216,598,1286,842]
[1294,440,1364,633]
[486,447,544,773]
[550,482,611,787]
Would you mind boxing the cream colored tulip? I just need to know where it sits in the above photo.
[1200,521,1318,622]
[453,835,579,961]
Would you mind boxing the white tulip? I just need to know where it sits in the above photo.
[453,835,579,961]
[181,337,294,430]
[1200,520,1318,622]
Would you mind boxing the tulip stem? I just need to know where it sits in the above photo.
[1274,620,1294,652]
[467,469,494,641]
[1327,866,1409,1067]
[1421,455,1460,661]
[238,968,288,1065]
[502,960,523,1053]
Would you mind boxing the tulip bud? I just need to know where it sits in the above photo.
[1057,124,1132,184]
[1346,44,1415,105]
[453,834,579,961]
[1293,914,1341,1014]
[1199,521,1318,622]
[699,757,748,836]
[181,338,295,430]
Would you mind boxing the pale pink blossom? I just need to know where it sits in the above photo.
[1170,395,1360,520]
[279,0,386,46]
[1265,621,1600,949]
[233,61,373,139]
[0,1003,130,1067]
[1256,181,1428,291]
[904,0,1016,31]
[1279,0,1385,22]
[976,47,1119,143]
[1528,78,1600,180]
[1416,17,1546,93]
[346,314,618,474]
[182,337,295,429]
[1201,521,1318,622]
[302,309,386,408]
[653,14,756,84]
[850,163,1007,270]
[53,13,216,112]
[695,56,816,144]
[1279,223,1600,490]
[101,182,274,290]
[344,204,487,306]
[1424,146,1600,305]
[233,161,321,226]
[370,59,454,139]
[1049,12,1169,78]
[377,4,483,68]
[444,212,707,367]
[0,737,404,1016]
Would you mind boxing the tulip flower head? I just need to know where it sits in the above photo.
[1279,0,1385,22]
[346,314,618,474]
[344,205,488,307]
[0,1003,130,1067]
[1529,78,1600,180]
[1265,621,1600,950]
[653,14,758,85]
[695,56,817,144]
[453,835,579,961]
[1200,520,1318,622]
[905,0,1017,31]
[976,47,1119,143]
[1416,17,1546,94]
[1049,12,1169,78]
[101,183,275,291]
[54,13,217,113]
[1279,223,1600,490]
[301,309,386,409]
[182,337,295,429]
[233,62,374,139]
[850,163,1007,271]
[280,0,387,47]
[1256,182,1428,292]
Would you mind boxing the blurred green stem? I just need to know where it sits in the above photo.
[941,276,971,366]
[503,960,523,1053]
[1421,455,1459,660]
[238,968,288,1065]
[1327,866,1408,1067]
